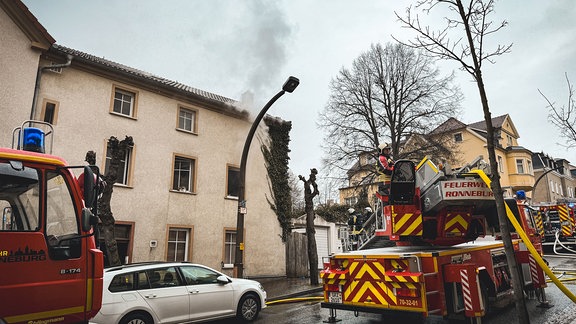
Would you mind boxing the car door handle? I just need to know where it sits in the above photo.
[189,290,199,294]
[144,294,157,298]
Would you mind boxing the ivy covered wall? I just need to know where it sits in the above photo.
[262,117,293,241]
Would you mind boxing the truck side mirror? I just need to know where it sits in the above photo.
[83,166,95,208]
[81,208,97,232]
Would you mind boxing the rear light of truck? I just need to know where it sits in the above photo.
[325,284,340,292]
[395,287,420,298]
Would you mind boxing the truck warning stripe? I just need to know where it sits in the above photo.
[349,260,386,280]
[529,255,540,286]
[534,213,544,237]
[385,274,420,283]
[321,272,347,280]
[390,259,409,271]
[460,269,473,312]
[558,205,569,221]
[393,212,423,236]
[445,213,469,234]
[325,278,347,285]
[345,280,396,305]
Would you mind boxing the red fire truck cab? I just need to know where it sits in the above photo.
[0,122,103,323]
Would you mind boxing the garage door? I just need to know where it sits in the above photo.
[315,227,329,269]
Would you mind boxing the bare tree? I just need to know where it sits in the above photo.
[319,42,462,183]
[299,168,320,285]
[289,170,305,214]
[89,136,134,267]
[396,1,529,322]
[539,73,576,148]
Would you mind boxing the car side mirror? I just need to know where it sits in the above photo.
[216,275,230,285]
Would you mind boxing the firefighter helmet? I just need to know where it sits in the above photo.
[348,208,355,215]
[364,207,372,213]
[378,143,390,153]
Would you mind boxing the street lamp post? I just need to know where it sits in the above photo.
[532,165,564,201]
[234,76,299,278]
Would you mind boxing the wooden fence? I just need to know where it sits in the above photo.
[285,232,308,277]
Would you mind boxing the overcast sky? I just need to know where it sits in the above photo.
[22,0,576,187]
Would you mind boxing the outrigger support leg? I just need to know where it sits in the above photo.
[323,308,342,323]
[470,316,482,324]
[536,287,554,308]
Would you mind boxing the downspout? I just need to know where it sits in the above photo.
[29,54,73,120]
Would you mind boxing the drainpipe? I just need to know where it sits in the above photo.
[30,54,73,120]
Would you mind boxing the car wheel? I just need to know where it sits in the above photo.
[236,293,260,322]
[120,312,153,324]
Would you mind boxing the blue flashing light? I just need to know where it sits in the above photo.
[569,203,575,208]
[516,190,526,200]
[22,127,45,153]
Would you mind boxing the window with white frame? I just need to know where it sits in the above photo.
[506,135,513,147]
[105,143,133,186]
[497,156,503,173]
[223,229,236,268]
[112,87,136,117]
[345,196,358,206]
[172,155,195,192]
[177,106,197,133]
[516,159,524,174]
[226,165,240,198]
[167,227,190,262]
[526,159,533,174]
[550,180,555,193]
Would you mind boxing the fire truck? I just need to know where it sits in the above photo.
[535,203,576,243]
[0,121,103,323]
[322,157,547,323]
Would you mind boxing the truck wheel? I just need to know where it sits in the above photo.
[236,293,260,322]
[120,312,153,324]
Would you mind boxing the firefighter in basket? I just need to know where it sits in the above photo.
[377,143,394,201]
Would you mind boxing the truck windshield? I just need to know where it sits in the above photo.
[0,162,40,231]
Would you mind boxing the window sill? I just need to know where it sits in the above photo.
[176,128,198,136]
[109,111,137,120]
[225,195,239,201]
[222,264,234,269]
[113,183,133,189]
[170,189,196,195]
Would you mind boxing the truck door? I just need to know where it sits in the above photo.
[0,163,89,323]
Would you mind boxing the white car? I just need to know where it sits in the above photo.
[91,262,267,324]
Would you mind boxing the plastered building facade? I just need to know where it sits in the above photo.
[1,0,286,277]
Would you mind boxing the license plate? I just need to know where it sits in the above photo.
[329,292,342,303]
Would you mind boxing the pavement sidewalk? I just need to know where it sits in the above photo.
[256,277,323,302]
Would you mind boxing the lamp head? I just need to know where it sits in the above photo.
[282,76,300,93]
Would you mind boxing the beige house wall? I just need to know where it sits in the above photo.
[451,130,488,168]
[2,2,286,277]
[35,62,285,277]
[0,6,41,145]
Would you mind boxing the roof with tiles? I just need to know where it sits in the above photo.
[429,117,467,135]
[467,114,508,131]
[50,44,241,109]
